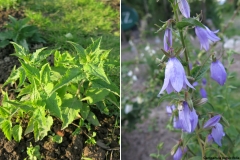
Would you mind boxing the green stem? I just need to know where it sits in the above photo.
[196,125,205,159]
[172,2,190,76]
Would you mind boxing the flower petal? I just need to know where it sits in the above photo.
[169,58,184,92]
[200,88,207,98]
[195,26,209,51]
[178,0,190,18]
[179,102,191,133]
[203,115,221,128]
[173,147,187,160]
[164,28,172,51]
[190,108,198,132]
[205,26,221,42]
[210,60,227,85]
[211,123,225,146]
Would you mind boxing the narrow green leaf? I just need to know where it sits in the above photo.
[190,65,210,81]
[12,125,22,142]
[19,60,40,80]
[2,120,12,141]
[176,18,205,30]
[86,111,100,126]
[40,63,51,84]
[67,41,86,63]
[3,65,19,87]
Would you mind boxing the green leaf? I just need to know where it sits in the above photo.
[19,60,40,80]
[188,156,202,160]
[40,63,51,84]
[12,125,22,142]
[50,68,85,95]
[30,47,47,63]
[5,101,32,112]
[52,135,63,143]
[176,18,205,30]
[91,79,119,96]
[1,120,12,141]
[190,65,210,81]
[67,41,86,63]
[3,65,19,87]
[80,104,90,119]
[84,64,110,84]
[61,94,81,129]
[85,38,101,54]
[96,101,109,115]
[0,40,10,48]
[18,67,26,87]
[82,88,109,104]
[86,111,100,126]
[46,92,62,119]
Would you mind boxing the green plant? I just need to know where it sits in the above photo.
[0,0,18,10]
[0,15,45,50]
[0,38,119,143]
[25,143,42,160]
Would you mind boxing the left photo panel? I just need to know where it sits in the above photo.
[0,0,120,160]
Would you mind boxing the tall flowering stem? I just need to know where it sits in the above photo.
[172,2,190,76]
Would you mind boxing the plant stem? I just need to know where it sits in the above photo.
[196,125,205,159]
[172,2,190,76]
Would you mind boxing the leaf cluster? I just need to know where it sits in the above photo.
[0,38,119,142]
[0,16,45,50]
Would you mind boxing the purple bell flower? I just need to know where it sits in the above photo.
[211,123,225,146]
[178,0,190,18]
[203,115,221,128]
[200,88,207,98]
[164,28,172,52]
[202,78,207,86]
[195,26,220,51]
[178,102,198,133]
[173,147,187,160]
[207,134,214,143]
[166,105,176,116]
[210,60,227,86]
[158,57,194,95]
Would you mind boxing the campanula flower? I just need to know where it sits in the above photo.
[195,26,220,51]
[173,147,187,160]
[211,123,225,146]
[200,88,207,98]
[178,102,198,133]
[158,57,194,95]
[210,60,227,85]
[203,115,221,128]
[164,28,172,52]
[178,0,190,18]
[202,78,207,86]
[166,105,176,116]
[207,134,214,143]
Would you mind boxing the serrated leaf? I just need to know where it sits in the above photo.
[46,92,62,119]
[40,63,51,84]
[91,79,119,96]
[50,68,85,95]
[190,65,210,81]
[84,64,110,84]
[5,100,32,112]
[2,120,12,141]
[82,89,109,104]
[61,94,81,129]
[18,67,26,87]
[80,104,90,119]
[0,107,11,118]
[3,65,19,87]
[19,60,40,80]
[176,18,205,30]
[86,111,100,126]
[85,38,101,54]
[12,125,22,142]
[67,41,86,63]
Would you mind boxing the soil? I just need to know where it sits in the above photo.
[0,1,120,159]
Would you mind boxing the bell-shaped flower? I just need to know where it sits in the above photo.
[195,26,220,51]
[178,0,190,18]
[200,88,207,98]
[211,123,225,146]
[178,102,198,133]
[207,134,214,144]
[202,78,207,86]
[203,115,221,128]
[164,28,172,52]
[173,147,187,160]
[158,57,194,95]
[210,60,227,86]
[166,105,176,116]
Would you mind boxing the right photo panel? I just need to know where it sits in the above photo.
[121,0,240,159]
